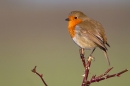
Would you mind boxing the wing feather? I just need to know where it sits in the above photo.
[87,30,107,50]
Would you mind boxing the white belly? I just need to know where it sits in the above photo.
[72,34,97,49]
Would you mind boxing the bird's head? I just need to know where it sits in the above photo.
[65,11,87,27]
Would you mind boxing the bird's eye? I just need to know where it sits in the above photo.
[74,17,78,19]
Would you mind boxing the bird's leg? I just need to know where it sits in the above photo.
[88,48,96,62]
[79,48,85,57]
[89,48,96,56]
[79,48,86,68]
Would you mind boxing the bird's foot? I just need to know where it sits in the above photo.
[87,55,94,62]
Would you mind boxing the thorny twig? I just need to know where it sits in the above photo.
[80,54,128,86]
[81,56,93,86]
[31,54,128,86]
[31,66,48,86]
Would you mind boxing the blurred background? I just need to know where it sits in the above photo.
[0,0,130,86]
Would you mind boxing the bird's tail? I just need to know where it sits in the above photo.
[103,50,110,66]
[106,42,110,47]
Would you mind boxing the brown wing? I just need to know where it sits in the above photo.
[78,19,110,65]
[78,19,109,50]
[87,30,107,50]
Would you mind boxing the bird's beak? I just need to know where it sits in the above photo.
[65,18,70,21]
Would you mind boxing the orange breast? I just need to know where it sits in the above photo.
[68,26,75,38]
[68,20,82,38]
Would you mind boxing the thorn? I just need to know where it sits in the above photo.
[86,67,90,70]
[82,74,85,77]
[82,83,85,84]
[41,74,43,77]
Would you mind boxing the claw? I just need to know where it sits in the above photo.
[87,55,94,62]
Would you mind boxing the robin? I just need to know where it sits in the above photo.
[65,11,110,65]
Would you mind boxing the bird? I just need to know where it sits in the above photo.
[65,11,110,65]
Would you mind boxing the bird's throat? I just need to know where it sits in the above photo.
[68,21,77,38]
[68,26,75,38]
[68,20,82,38]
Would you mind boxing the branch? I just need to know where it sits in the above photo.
[80,54,87,68]
[80,55,128,86]
[31,54,128,86]
[86,68,128,85]
[81,56,93,86]
[31,66,48,86]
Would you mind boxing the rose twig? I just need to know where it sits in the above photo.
[31,66,48,86]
